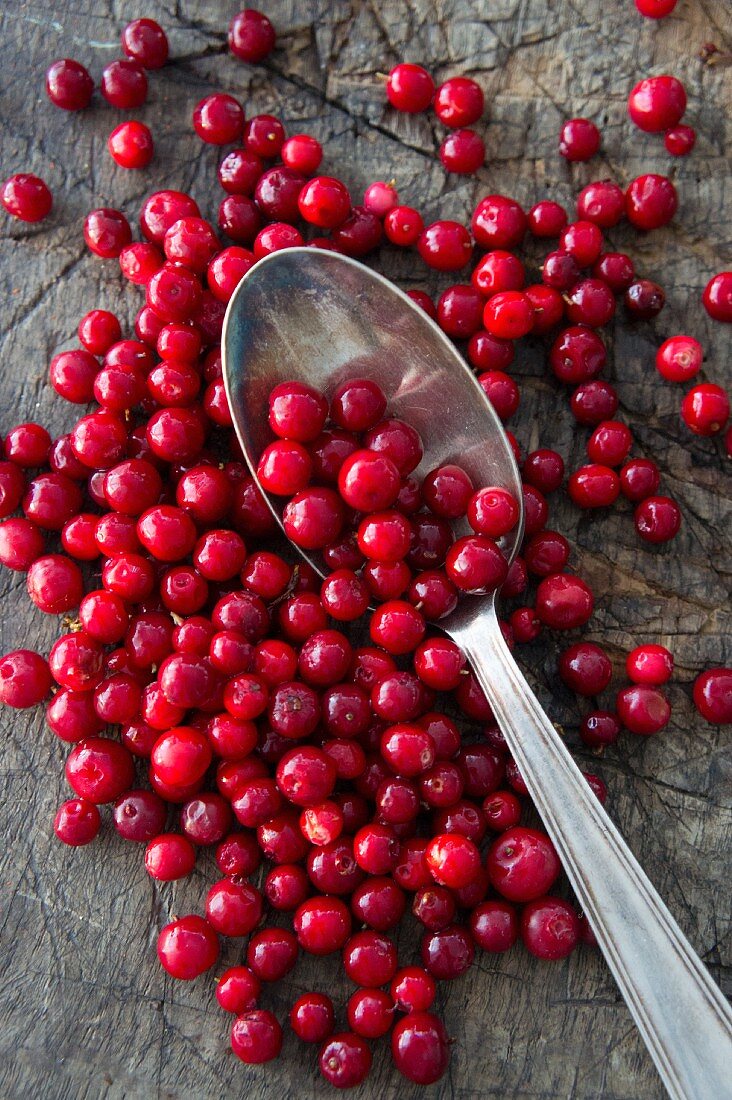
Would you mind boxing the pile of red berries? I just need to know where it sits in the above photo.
[0,3,731,1091]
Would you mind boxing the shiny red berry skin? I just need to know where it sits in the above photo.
[391,1012,449,1085]
[681,383,730,436]
[616,684,671,735]
[568,464,620,508]
[386,63,434,112]
[1,174,53,222]
[665,124,696,156]
[593,251,635,291]
[228,9,276,63]
[577,180,625,227]
[620,458,660,502]
[472,194,526,250]
[521,896,581,959]
[425,833,480,888]
[418,220,473,272]
[290,992,335,1042]
[656,335,703,382]
[693,669,732,725]
[470,898,519,950]
[231,1009,282,1064]
[702,272,732,323]
[528,200,567,238]
[560,220,603,266]
[559,118,600,161]
[634,495,681,543]
[384,205,424,246]
[298,176,351,228]
[580,710,621,748]
[535,573,594,629]
[319,1031,372,1088]
[628,75,686,133]
[0,649,51,708]
[440,129,485,174]
[635,0,677,14]
[46,58,94,109]
[626,644,673,685]
[216,966,261,1014]
[108,120,154,169]
[101,58,147,108]
[558,642,612,695]
[549,325,606,384]
[434,76,484,126]
[122,18,168,68]
[145,833,196,880]
[54,798,101,845]
[193,94,245,144]
[625,174,677,230]
[487,826,560,901]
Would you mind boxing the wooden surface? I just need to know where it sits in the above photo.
[1,1,731,1097]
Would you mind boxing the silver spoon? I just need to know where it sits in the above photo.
[223,247,732,1100]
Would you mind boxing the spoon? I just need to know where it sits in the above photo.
[223,247,732,1100]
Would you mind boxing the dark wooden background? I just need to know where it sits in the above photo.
[0,1,730,1097]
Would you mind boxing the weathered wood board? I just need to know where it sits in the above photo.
[0,1,730,1097]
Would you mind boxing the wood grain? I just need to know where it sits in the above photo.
[0,1,730,1097]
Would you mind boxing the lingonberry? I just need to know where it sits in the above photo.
[440,128,485,174]
[569,463,620,508]
[535,573,594,629]
[121,18,168,68]
[425,833,480,888]
[472,194,526,249]
[342,929,398,987]
[418,220,473,271]
[656,335,703,382]
[486,826,559,901]
[27,554,84,613]
[365,417,423,475]
[523,449,565,494]
[625,174,677,230]
[482,788,522,831]
[526,283,565,333]
[216,830,261,876]
[593,251,635,291]
[101,58,147,108]
[151,727,212,787]
[290,992,335,1042]
[634,0,677,15]
[587,420,632,466]
[112,790,167,844]
[231,1010,282,1064]
[319,1031,372,1088]
[549,325,606,384]
[205,877,263,937]
[665,124,696,156]
[108,121,154,169]
[559,118,600,161]
[434,76,484,126]
[693,669,732,724]
[216,966,261,1014]
[421,923,474,980]
[347,988,394,1039]
[386,63,434,112]
[558,642,612,695]
[246,927,299,981]
[626,644,674,685]
[570,380,618,425]
[384,205,424,246]
[437,283,484,337]
[0,517,45,571]
[681,383,730,436]
[391,1011,449,1085]
[521,896,581,959]
[528,199,568,238]
[702,272,732,323]
[1,174,53,222]
[470,899,519,951]
[65,736,135,803]
[560,220,603,266]
[0,649,51,709]
[54,798,101,846]
[616,684,671,734]
[566,278,616,327]
[228,9,276,62]
[84,208,132,258]
[5,423,51,467]
[46,58,94,109]
[298,175,351,228]
[628,75,686,133]
[483,290,533,339]
[370,601,426,655]
[625,279,666,320]
[576,179,625,227]
[580,710,622,748]
[193,94,245,144]
[634,495,681,543]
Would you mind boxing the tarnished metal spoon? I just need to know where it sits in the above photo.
[223,247,732,1100]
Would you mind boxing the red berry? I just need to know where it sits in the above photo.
[391,1012,449,1085]
[108,120,154,170]
[628,75,686,133]
[535,573,594,629]
[121,18,169,69]
[665,124,696,156]
[231,1009,282,1063]
[558,642,612,695]
[228,9,276,63]
[472,194,526,250]
[634,495,681,543]
[290,992,335,1042]
[418,220,473,271]
[54,798,101,845]
[616,684,671,735]
[434,76,484,127]
[46,58,94,110]
[439,128,485,174]
[626,644,673,685]
[384,205,424,246]
[559,118,600,161]
[386,63,434,112]
[693,668,732,725]
[487,826,560,901]
[625,174,677,230]
[101,58,148,108]
[681,383,730,436]
[702,272,732,322]
[655,335,703,382]
[521,896,580,959]
[1,174,53,222]
[319,1032,372,1088]
[634,0,677,15]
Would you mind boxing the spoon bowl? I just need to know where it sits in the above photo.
[223,247,732,1100]
[222,247,523,627]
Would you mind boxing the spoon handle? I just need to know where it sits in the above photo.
[454,604,732,1100]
